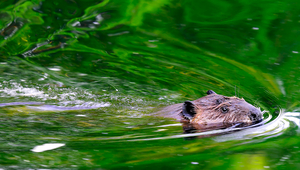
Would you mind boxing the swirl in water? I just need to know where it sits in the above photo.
[129,110,300,142]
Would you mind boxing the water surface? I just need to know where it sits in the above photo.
[1,0,300,169]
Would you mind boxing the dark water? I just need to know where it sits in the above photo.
[1,0,300,169]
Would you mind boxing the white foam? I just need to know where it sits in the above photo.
[0,81,111,110]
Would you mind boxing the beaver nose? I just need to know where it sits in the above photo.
[248,110,263,123]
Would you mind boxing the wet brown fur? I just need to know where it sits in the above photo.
[155,90,263,131]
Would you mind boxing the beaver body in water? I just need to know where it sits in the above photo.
[156,90,263,131]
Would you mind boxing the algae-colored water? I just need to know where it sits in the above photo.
[1,0,300,169]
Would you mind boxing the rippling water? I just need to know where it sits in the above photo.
[1,0,300,169]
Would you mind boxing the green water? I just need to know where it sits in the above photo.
[0,0,300,169]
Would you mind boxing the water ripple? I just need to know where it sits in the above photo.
[214,110,299,142]
[127,110,300,142]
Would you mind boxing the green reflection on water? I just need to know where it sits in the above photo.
[1,0,300,169]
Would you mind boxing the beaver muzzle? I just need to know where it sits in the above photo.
[248,109,263,124]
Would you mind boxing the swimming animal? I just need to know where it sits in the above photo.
[156,90,263,131]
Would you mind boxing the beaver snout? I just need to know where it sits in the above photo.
[248,109,263,123]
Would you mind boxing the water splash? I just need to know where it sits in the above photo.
[0,81,111,110]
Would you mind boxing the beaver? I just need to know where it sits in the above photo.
[156,90,263,132]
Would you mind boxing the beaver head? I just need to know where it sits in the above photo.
[181,90,263,130]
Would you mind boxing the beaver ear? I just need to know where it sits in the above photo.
[182,101,197,120]
[207,90,216,95]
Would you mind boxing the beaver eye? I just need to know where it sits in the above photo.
[221,107,229,113]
